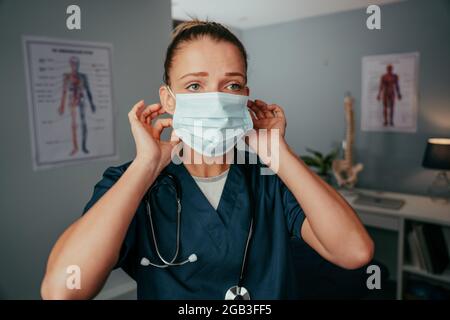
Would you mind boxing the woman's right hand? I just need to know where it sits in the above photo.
[128,100,179,174]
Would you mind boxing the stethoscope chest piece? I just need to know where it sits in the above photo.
[225,286,250,300]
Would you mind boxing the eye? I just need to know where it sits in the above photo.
[186,83,200,91]
[227,83,242,91]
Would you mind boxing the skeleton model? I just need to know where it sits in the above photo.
[59,56,96,155]
[332,94,363,188]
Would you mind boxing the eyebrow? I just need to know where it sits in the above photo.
[178,72,245,80]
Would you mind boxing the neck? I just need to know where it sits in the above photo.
[185,162,230,178]
[182,147,231,177]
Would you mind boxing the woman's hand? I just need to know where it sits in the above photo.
[247,99,286,136]
[128,100,179,174]
[246,99,287,166]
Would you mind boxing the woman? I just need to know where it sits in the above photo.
[41,20,374,300]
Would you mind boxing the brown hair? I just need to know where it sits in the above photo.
[163,19,248,86]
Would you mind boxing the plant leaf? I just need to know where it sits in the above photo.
[300,155,321,167]
[305,147,323,160]
[324,148,339,166]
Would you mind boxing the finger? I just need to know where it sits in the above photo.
[141,103,164,121]
[263,108,275,118]
[257,101,275,117]
[247,101,258,118]
[248,108,258,124]
[264,104,277,118]
[249,105,264,119]
[149,111,159,120]
[268,104,285,118]
[145,113,154,126]
[249,103,265,119]
[128,100,145,122]
[274,109,284,118]
[145,111,168,126]
[254,99,268,108]
[139,105,151,123]
[142,103,163,116]
[153,107,167,119]
[152,118,173,139]
[254,99,272,118]
[144,107,168,126]
[170,129,181,143]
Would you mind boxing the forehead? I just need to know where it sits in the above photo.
[171,37,245,80]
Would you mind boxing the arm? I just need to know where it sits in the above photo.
[277,141,374,269]
[41,101,178,299]
[59,74,68,115]
[247,99,374,270]
[82,74,96,113]
[377,76,384,100]
[41,159,157,299]
[395,75,402,100]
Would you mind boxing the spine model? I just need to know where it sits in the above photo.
[332,94,363,188]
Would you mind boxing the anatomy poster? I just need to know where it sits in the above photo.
[23,36,117,170]
[361,52,419,133]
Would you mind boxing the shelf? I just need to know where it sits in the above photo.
[403,264,450,285]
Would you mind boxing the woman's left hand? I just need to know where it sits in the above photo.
[247,99,286,136]
[246,99,287,165]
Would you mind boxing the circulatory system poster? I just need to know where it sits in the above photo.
[361,52,419,133]
[23,36,117,170]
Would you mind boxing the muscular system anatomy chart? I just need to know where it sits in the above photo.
[23,36,116,170]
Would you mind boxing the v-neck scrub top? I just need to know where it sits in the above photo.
[192,168,229,210]
[82,154,306,299]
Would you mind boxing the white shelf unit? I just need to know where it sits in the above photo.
[340,188,450,300]
[403,264,450,286]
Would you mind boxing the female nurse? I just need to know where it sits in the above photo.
[41,20,374,300]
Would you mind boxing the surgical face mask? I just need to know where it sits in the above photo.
[167,86,253,157]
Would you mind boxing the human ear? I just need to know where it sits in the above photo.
[159,85,176,115]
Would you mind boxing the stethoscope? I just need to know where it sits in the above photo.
[139,169,255,300]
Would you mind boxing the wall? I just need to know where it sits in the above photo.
[242,0,450,195]
[0,0,172,299]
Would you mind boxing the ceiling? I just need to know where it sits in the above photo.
[172,0,405,30]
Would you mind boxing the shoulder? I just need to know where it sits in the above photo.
[82,160,133,214]
[236,150,282,187]
[95,160,133,187]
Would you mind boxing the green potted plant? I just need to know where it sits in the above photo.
[300,147,339,184]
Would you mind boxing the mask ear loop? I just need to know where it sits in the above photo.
[165,85,176,112]
[166,85,176,100]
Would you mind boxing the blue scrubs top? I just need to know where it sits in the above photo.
[82,153,306,299]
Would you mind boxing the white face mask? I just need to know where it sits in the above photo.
[168,86,253,157]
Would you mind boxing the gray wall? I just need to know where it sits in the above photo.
[0,0,172,299]
[242,0,450,195]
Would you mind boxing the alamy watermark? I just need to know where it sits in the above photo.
[66,5,81,30]
[366,5,381,30]
[66,264,81,290]
[366,264,382,290]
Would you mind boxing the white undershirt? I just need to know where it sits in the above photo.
[192,169,229,210]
